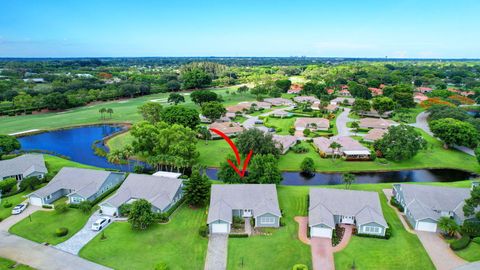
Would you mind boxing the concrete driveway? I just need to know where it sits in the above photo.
[55,210,112,255]
[0,204,44,232]
[335,107,357,138]
[204,234,228,270]
[416,231,467,270]
[310,237,334,270]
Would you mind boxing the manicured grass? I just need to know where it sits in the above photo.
[0,257,35,270]
[79,205,208,270]
[0,86,250,135]
[454,241,480,262]
[0,191,30,220]
[197,139,233,167]
[265,116,295,134]
[9,207,91,245]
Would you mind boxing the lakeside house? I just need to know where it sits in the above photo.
[208,122,244,137]
[100,173,183,216]
[392,184,477,232]
[207,184,281,234]
[359,118,397,129]
[27,167,126,206]
[294,117,330,131]
[363,128,387,142]
[309,188,388,238]
[0,154,48,181]
[313,136,371,160]
[272,135,298,154]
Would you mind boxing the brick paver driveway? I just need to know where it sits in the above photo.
[204,234,228,270]
[310,237,334,270]
[416,231,467,270]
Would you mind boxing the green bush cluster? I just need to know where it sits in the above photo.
[450,235,471,251]
[292,264,308,270]
[390,197,404,212]
[198,225,209,238]
[229,233,248,238]
[55,227,69,237]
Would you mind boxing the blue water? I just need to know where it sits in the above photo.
[19,125,126,170]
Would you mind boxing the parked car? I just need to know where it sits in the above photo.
[11,203,29,215]
[255,120,264,124]
[91,217,111,231]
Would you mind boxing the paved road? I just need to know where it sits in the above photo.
[204,234,228,270]
[55,211,112,255]
[0,207,111,270]
[310,237,334,270]
[335,107,354,137]
[416,231,467,270]
[411,111,475,156]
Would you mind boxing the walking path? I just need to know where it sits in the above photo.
[382,189,416,234]
[244,218,253,236]
[294,216,310,245]
[204,234,228,270]
[0,207,111,270]
[55,210,113,255]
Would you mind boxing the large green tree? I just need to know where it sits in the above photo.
[352,99,371,113]
[201,101,226,122]
[275,79,292,92]
[246,154,283,184]
[13,92,33,113]
[190,90,218,105]
[167,93,185,105]
[128,199,155,230]
[300,157,315,175]
[0,135,21,159]
[430,118,479,148]
[160,106,200,129]
[374,125,426,161]
[372,96,395,116]
[180,68,212,89]
[183,167,211,207]
[138,102,163,124]
[235,128,280,157]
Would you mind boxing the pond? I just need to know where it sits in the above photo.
[18,125,477,184]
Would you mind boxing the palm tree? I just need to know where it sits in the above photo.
[342,173,356,189]
[99,108,106,120]
[106,108,114,119]
[107,149,125,171]
[329,141,342,160]
[198,126,211,144]
[121,145,134,171]
[351,121,360,136]
[438,216,459,237]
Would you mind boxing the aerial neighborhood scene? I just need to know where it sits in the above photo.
[1,1,480,270]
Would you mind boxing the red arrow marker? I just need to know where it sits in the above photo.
[209,128,253,178]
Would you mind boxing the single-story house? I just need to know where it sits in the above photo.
[22,78,45,83]
[368,87,383,96]
[209,122,245,137]
[226,103,251,113]
[272,110,290,118]
[294,117,330,131]
[200,114,232,123]
[100,173,183,216]
[287,84,303,94]
[27,167,126,206]
[0,154,48,181]
[330,97,355,106]
[207,184,282,234]
[245,101,271,110]
[311,102,339,112]
[416,87,433,93]
[363,129,387,142]
[263,98,294,106]
[272,135,298,154]
[393,183,477,232]
[313,136,371,160]
[339,89,351,96]
[293,96,320,104]
[309,188,388,238]
[357,109,393,118]
[359,118,397,129]
[414,92,429,103]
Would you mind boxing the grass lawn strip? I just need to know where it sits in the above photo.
[0,257,35,270]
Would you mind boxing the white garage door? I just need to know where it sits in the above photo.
[101,205,118,216]
[311,227,333,238]
[29,196,43,206]
[416,221,437,232]
[211,223,229,234]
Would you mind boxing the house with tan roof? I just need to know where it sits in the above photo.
[263,98,294,106]
[207,184,281,234]
[312,136,371,160]
[330,97,355,106]
[293,96,320,104]
[359,118,397,129]
[309,188,388,238]
[294,117,330,131]
[272,135,298,154]
[208,122,244,137]
[363,128,387,142]
[226,103,250,113]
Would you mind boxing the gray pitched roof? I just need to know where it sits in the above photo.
[102,173,183,211]
[31,167,117,198]
[397,184,471,221]
[309,188,387,227]
[0,154,47,179]
[207,184,281,224]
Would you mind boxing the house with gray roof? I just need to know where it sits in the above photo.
[309,188,388,238]
[207,184,281,234]
[27,167,125,206]
[0,154,48,181]
[272,135,298,154]
[99,173,183,216]
[393,184,475,232]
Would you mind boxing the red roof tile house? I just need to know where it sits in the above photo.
[368,87,383,96]
[416,87,433,93]
[287,84,303,94]
[294,118,330,131]
[414,92,429,103]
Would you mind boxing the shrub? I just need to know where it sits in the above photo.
[55,203,69,214]
[288,127,295,135]
[155,213,169,223]
[450,235,471,251]
[292,264,308,270]
[119,203,132,217]
[42,205,53,209]
[0,178,17,193]
[55,227,69,237]
[199,225,209,238]
[472,237,480,244]
[229,233,248,238]
[462,220,480,237]
[78,200,93,214]
[303,128,311,136]
[154,262,169,270]
[19,176,43,191]
[390,197,404,212]
[133,165,144,174]
[3,201,13,208]
[292,144,309,153]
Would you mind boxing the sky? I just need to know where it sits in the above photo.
[0,0,479,58]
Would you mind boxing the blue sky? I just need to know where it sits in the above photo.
[1,0,479,58]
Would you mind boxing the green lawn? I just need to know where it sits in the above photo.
[0,257,35,270]
[0,191,30,221]
[264,117,295,135]
[0,86,252,135]
[9,207,92,245]
[79,205,208,270]
[454,241,480,262]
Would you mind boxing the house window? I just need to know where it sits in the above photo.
[364,226,380,233]
[260,216,275,225]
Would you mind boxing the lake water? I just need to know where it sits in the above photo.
[18,125,477,184]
